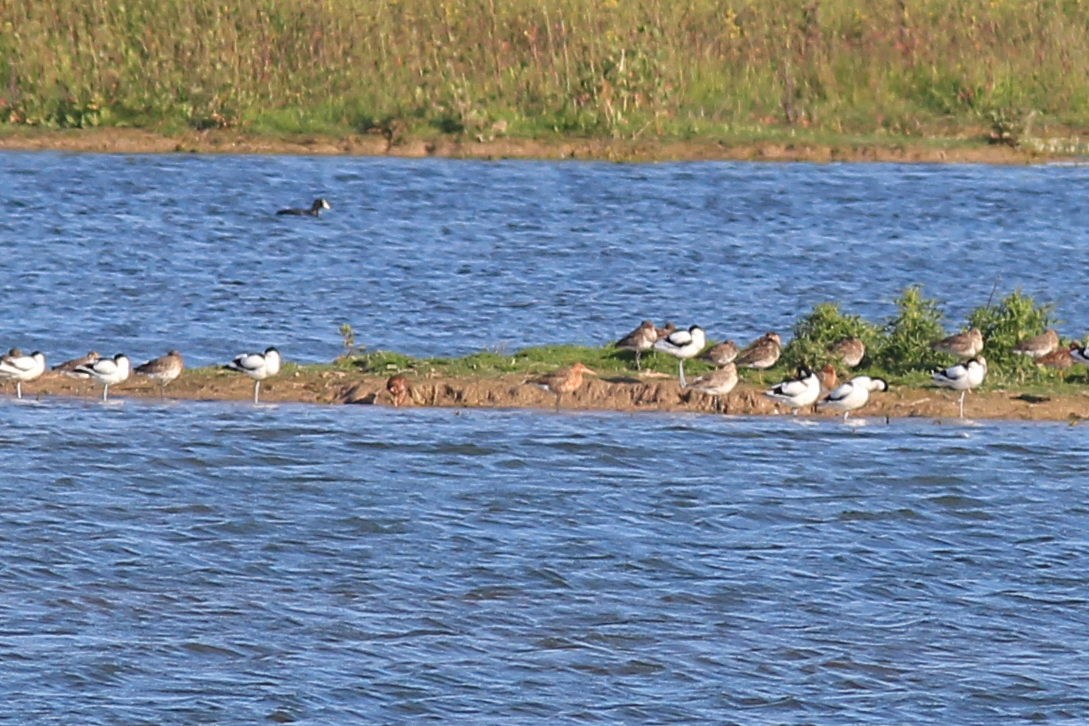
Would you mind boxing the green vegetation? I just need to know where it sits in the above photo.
[3,0,1089,147]
[328,286,1073,390]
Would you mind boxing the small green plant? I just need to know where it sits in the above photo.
[872,286,947,374]
[968,290,1057,380]
[780,302,881,371]
[338,323,363,360]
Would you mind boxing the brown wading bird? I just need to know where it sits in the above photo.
[1037,346,1073,380]
[1013,329,1060,359]
[614,320,658,371]
[655,322,677,340]
[701,340,739,367]
[386,374,410,406]
[530,362,596,412]
[831,337,865,368]
[735,332,782,370]
[686,362,738,413]
[818,363,838,393]
[932,327,984,359]
[134,350,185,398]
[53,350,100,376]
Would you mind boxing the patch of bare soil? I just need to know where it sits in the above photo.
[0,127,1045,164]
[15,369,1089,423]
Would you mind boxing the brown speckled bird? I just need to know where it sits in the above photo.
[818,363,838,392]
[655,322,677,341]
[701,340,739,367]
[735,332,782,370]
[1013,329,1060,359]
[531,362,596,411]
[615,320,658,371]
[386,374,410,406]
[687,363,738,413]
[831,337,865,368]
[53,350,101,376]
[135,350,185,397]
[1037,346,1073,379]
[932,327,984,358]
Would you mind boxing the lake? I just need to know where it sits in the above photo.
[0,152,1087,723]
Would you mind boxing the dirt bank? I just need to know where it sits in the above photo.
[13,368,1089,423]
[0,127,1044,164]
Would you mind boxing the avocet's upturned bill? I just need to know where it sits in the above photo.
[135,350,185,397]
[226,347,282,404]
[819,375,889,420]
[653,325,706,387]
[74,353,131,402]
[0,350,46,399]
[766,367,821,414]
[932,355,987,418]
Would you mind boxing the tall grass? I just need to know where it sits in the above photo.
[3,0,1089,142]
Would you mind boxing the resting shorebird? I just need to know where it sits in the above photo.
[932,356,987,418]
[1037,347,1073,379]
[653,325,706,387]
[1013,329,1060,359]
[73,353,131,402]
[656,322,677,341]
[276,198,330,217]
[386,374,410,407]
[766,367,822,414]
[135,350,185,397]
[226,347,282,404]
[819,375,889,420]
[687,363,738,413]
[701,340,739,367]
[1071,342,1089,366]
[0,349,46,399]
[615,320,658,371]
[735,332,782,370]
[818,363,838,392]
[831,337,865,368]
[531,362,596,412]
[53,350,100,376]
[933,327,983,359]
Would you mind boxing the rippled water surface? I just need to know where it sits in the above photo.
[2,153,1089,723]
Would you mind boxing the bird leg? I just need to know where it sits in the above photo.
[678,361,687,388]
[634,350,642,371]
[254,380,261,404]
[958,390,966,419]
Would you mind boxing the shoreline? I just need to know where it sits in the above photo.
[0,127,1054,164]
[13,368,1089,423]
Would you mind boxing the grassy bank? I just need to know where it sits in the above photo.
[2,0,1088,153]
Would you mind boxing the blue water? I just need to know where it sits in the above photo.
[1,153,1088,723]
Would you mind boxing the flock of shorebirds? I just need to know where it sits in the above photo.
[531,321,1089,419]
[0,346,281,404]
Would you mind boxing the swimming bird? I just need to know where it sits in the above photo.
[819,375,889,420]
[687,363,738,413]
[1013,329,1060,359]
[135,350,185,397]
[766,367,822,414]
[932,355,987,418]
[932,327,984,358]
[735,332,782,370]
[53,350,100,376]
[701,340,739,367]
[73,353,131,402]
[615,320,658,371]
[0,349,46,399]
[530,362,596,412]
[386,374,410,406]
[653,325,706,387]
[226,347,282,404]
[276,198,331,217]
[831,337,866,368]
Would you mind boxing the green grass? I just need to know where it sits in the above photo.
[5,0,1089,147]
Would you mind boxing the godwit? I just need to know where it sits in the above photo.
[1012,329,1060,359]
[701,340,739,367]
[53,351,100,376]
[766,367,822,414]
[831,337,865,368]
[735,332,782,370]
[615,320,658,371]
[277,198,331,216]
[932,356,987,418]
[74,353,131,402]
[0,350,46,399]
[386,374,410,406]
[687,363,738,413]
[932,327,984,358]
[134,350,185,398]
[819,375,889,420]
[531,362,596,412]
[653,325,706,387]
[226,347,282,404]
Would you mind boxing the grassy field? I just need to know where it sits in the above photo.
[2,0,1087,150]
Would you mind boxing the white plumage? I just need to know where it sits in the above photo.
[653,325,706,387]
[932,355,987,418]
[819,375,889,420]
[0,350,46,399]
[766,367,821,413]
[226,347,282,403]
[74,353,131,402]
